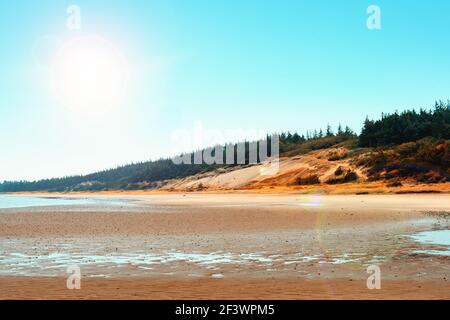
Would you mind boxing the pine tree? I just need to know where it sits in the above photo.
[337,123,343,136]
[326,124,333,137]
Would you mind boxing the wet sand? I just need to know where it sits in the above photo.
[1,277,449,300]
[0,193,449,299]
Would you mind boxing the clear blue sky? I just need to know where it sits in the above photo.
[1,0,450,181]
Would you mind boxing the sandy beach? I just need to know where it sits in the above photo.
[0,193,449,299]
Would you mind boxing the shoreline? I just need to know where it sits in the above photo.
[3,181,450,197]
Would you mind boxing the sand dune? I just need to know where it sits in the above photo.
[159,146,450,194]
[162,147,368,191]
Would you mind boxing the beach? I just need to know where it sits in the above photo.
[0,193,449,299]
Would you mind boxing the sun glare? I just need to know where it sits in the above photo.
[50,36,129,113]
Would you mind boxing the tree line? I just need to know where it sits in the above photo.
[0,126,354,192]
[359,100,450,147]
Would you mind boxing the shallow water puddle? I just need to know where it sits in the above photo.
[1,236,382,277]
[410,230,450,256]
[0,248,372,277]
[0,250,275,276]
[0,195,136,209]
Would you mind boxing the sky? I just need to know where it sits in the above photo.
[1,0,450,181]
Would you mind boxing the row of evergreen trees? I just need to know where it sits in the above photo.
[0,127,355,192]
[280,124,355,144]
[359,101,450,147]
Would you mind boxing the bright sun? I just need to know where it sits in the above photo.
[50,36,129,113]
